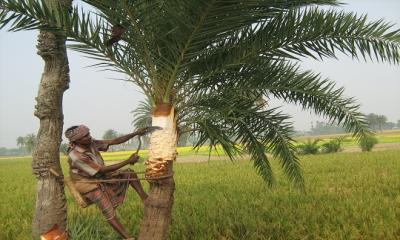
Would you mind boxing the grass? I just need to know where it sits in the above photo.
[1,150,399,239]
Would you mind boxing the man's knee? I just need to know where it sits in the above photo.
[106,214,116,222]
[102,205,116,221]
[87,190,116,221]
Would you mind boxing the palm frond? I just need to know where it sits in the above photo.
[0,0,55,31]
[192,7,400,76]
[191,58,371,141]
[183,90,303,188]
[131,100,152,129]
[264,8,400,63]
[0,0,153,92]
[79,0,342,100]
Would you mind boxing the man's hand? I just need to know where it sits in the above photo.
[127,153,139,165]
[135,126,162,136]
[135,127,148,136]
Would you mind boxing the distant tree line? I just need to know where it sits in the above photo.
[304,113,399,136]
[365,113,398,132]
[0,134,37,156]
[0,147,26,156]
[308,121,346,136]
[3,134,68,156]
[17,134,37,153]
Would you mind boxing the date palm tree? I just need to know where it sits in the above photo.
[1,0,400,239]
[1,0,71,237]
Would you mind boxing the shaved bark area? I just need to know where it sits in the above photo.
[146,105,177,178]
[139,104,176,240]
[32,0,71,237]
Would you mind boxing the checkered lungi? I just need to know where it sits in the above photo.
[84,171,133,220]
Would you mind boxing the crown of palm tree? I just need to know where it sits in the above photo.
[1,0,400,189]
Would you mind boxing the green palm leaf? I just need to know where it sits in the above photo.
[175,90,303,188]
[192,8,400,76]
[193,58,370,140]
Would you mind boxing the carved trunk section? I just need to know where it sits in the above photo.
[31,0,71,237]
[138,104,176,240]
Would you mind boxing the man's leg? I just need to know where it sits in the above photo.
[86,189,132,239]
[125,171,148,201]
[107,216,131,239]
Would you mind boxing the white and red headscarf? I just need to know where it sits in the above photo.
[65,125,90,142]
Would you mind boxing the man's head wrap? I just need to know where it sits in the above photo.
[65,125,90,142]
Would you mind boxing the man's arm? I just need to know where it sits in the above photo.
[103,127,148,146]
[97,153,139,174]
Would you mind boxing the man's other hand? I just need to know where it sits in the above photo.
[135,127,148,136]
[135,126,162,136]
[127,153,139,165]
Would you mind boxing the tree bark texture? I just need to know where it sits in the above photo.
[31,0,72,237]
[138,104,176,240]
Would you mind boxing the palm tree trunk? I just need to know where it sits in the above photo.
[31,0,71,237]
[138,103,177,240]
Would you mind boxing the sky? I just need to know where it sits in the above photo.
[0,0,399,148]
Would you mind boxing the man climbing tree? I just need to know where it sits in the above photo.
[64,125,151,239]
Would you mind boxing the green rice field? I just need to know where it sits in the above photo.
[1,148,399,239]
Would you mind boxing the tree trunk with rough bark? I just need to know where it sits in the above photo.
[31,0,71,238]
[138,103,177,240]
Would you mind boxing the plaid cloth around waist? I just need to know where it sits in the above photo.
[83,170,133,220]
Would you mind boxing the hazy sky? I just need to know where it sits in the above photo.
[0,0,399,148]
